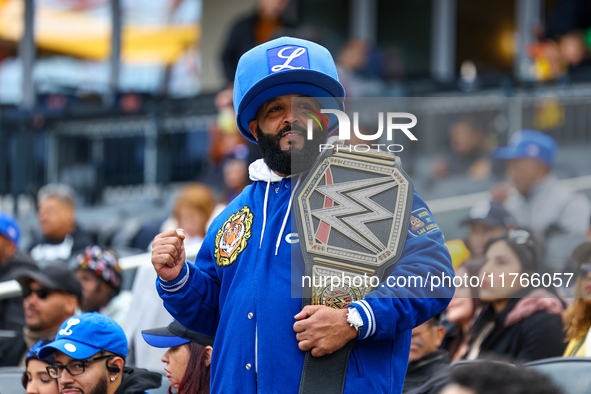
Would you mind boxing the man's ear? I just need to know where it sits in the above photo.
[435,325,446,347]
[204,346,213,367]
[109,356,125,374]
[248,120,259,142]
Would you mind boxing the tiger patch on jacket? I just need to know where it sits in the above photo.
[214,206,254,267]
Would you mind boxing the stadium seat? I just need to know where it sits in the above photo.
[526,356,591,394]
[0,367,25,394]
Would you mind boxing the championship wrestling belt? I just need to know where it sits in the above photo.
[294,146,413,394]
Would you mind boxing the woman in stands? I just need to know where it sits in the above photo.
[465,229,566,361]
[563,242,591,356]
[22,339,59,394]
[142,320,213,394]
[442,258,485,361]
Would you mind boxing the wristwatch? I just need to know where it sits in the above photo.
[346,307,364,338]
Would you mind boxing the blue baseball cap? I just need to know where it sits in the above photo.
[233,36,345,143]
[141,320,214,348]
[493,130,557,166]
[0,212,20,246]
[39,312,128,360]
[26,338,56,365]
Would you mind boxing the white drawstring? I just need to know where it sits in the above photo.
[275,174,302,255]
[259,180,271,249]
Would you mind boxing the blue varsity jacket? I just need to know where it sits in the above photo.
[157,159,454,394]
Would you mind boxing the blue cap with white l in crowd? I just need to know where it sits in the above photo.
[493,130,557,166]
[39,312,128,360]
[0,212,20,246]
[233,36,345,143]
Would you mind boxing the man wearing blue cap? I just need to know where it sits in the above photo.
[493,130,590,240]
[152,36,453,394]
[40,312,161,394]
[0,212,37,331]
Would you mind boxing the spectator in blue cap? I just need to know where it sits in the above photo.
[142,320,214,394]
[22,338,59,394]
[40,312,161,394]
[0,211,37,331]
[492,130,590,268]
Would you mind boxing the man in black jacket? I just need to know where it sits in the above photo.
[39,312,161,394]
[403,314,450,393]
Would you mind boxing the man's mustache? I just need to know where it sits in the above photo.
[276,124,307,137]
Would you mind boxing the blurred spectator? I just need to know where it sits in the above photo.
[493,130,590,237]
[492,130,591,271]
[220,0,291,85]
[222,154,250,204]
[21,338,58,394]
[29,184,92,268]
[203,106,258,199]
[442,258,485,361]
[432,117,496,181]
[142,320,214,394]
[39,312,162,394]
[438,360,563,394]
[160,183,217,246]
[531,0,591,81]
[445,239,471,270]
[0,263,81,366]
[0,212,37,331]
[466,230,566,362]
[403,313,450,393]
[563,242,591,356]
[461,200,515,258]
[216,0,291,110]
[74,246,131,329]
[336,39,385,97]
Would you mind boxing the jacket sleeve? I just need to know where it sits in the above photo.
[349,190,455,340]
[156,234,221,337]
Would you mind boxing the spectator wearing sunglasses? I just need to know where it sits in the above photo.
[0,263,81,367]
[142,320,214,394]
[563,242,591,357]
[465,229,567,362]
[0,212,37,331]
[22,338,59,394]
[39,312,162,394]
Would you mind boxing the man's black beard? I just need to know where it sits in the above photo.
[61,373,108,394]
[256,124,327,175]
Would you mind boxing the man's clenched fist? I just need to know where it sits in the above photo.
[152,228,186,282]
